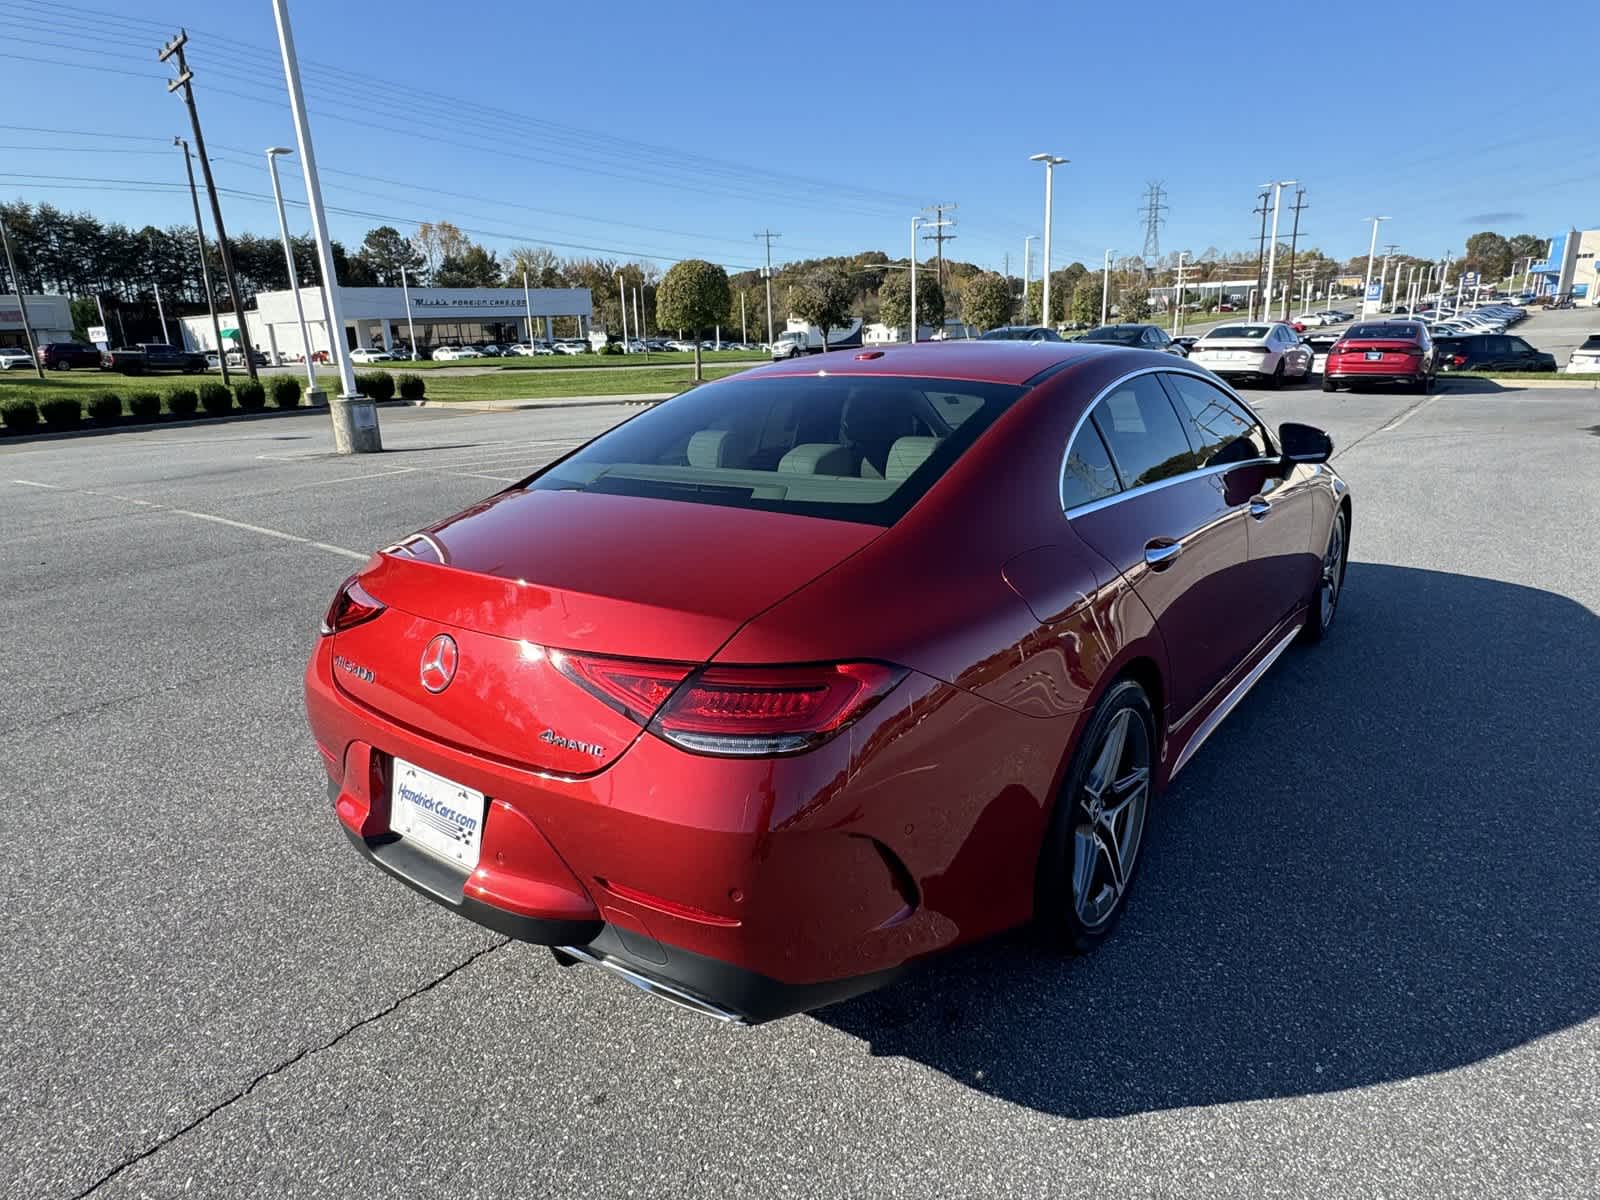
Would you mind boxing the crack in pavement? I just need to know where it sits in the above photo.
[68,937,513,1199]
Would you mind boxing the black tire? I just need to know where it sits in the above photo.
[1267,360,1284,389]
[1300,508,1348,644]
[1322,375,1338,392]
[55,360,71,371]
[1036,678,1157,953]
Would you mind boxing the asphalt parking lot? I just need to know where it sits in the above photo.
[4,379,1598,1199]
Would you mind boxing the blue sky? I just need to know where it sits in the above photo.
[5,0,1598,275]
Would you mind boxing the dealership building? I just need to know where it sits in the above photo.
[177,283,594,360]
[1529,228,1599,304]
[1,293,75,350]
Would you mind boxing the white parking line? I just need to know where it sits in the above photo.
[11,478,368,561]
[1379,392,1443,432]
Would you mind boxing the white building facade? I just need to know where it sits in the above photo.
[0,293,75,349]
[177,284,593,361]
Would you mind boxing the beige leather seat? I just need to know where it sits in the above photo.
[884,436,940,481]
[687,428,755,468]
[778,443,854,476]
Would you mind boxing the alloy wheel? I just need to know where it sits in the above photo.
[1320,516,1345,628]
[1071,707,1151,931]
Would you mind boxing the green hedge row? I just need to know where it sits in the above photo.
[0,379,316,434]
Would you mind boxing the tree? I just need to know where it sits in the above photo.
[960,271,1013,331]
[505,244,565,288]
[413,220,467,280]
[358,226,423,286]
[877,270,943,339]
[1021,280,1044,325]
[1464,231,1512,283]
[434,244,502,288]
[1120,285,1152,322]
[655,258,730,379]
[784,266,854,352]
[1070,275,1101,326]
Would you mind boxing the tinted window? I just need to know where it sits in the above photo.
[1348,323,1421,339]
[1207,325,1271,340]
[526,374,1024,526]
[1578,336,1600,351]
[1081,326,1143,345]
[1062,423,1122,509]
[1163,373,1270,467]
[1509,338,1535,353]
[1089,375,1198,488]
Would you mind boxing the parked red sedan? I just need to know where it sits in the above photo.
[305,342,1351,1022]
[1323,320,1437,392]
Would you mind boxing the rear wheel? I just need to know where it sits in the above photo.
[1322,375,1338,392]
[1300,508,1348,644]
[1037,679,1155,952]
[1266,360,1285,389]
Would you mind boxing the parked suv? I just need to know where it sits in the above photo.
[37,341,103,370]
[1435,333,1556,373]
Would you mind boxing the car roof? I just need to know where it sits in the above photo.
[734,340,1150,386]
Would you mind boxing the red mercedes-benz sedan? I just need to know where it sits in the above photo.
[1323,320,1437,392]
[305,343,1350,1023]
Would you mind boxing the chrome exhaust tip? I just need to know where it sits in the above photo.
[555,944,747,1025]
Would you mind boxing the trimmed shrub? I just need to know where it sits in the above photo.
[356,370,395,402]
[168,388,199,417]
[199,382,233,416]
[87,391,123,423]
[271,377,301,408]
[397,373,425,402]
[1,397,40,432]
[235,380,267,411]
[600,340,623,355]
[128,391,162,420]
[40,396,82,428]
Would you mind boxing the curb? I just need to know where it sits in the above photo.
[0,399,409,445]
[1439,377,1600,391]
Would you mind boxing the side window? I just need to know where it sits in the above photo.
[1509,337,1534,353]
[1143,329,1161,346]
[1062,422,1122,509]
[1091,375,1199,488]
[1163,373,1270,467]
[1487,336,1514,356]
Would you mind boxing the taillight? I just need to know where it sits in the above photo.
[652,661,905,757]
[319,576,385,636]
[1452,353,1467,367]
[550,650,692,724]
[554,652,905,757]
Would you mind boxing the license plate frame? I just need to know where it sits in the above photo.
[1365,351,1383,361]
[390,758,486,870]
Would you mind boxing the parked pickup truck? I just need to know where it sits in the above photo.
[103,343,207,374]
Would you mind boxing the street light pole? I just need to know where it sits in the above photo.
[1261,179,1295,323]
[400,263,418,359]
[175,136,229,386]
[1361,216,1390,315]
[1172,251,1186,333]
[269,0,378,453]
[615,271,629,351]
[0,214,45,379]
[1101,249,1113,325]
[1029,154,1067,328]
[265,147,320,399]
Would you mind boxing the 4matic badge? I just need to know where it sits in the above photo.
[542,729,605,759]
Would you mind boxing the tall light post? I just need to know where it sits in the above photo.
[1023,233,1037,320]
[910,215,949,342]
[1261,179,1296,323]
[264,146,321,399]
[1101,248,1114,325]
[0,214,45,379]
[1171,251,1186,333]
[1361,216,1390,315]
[270,0,377,452]
[615,270,629,351]
[1029,154,1067,328]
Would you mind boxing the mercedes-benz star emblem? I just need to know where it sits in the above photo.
[419,634,458,693]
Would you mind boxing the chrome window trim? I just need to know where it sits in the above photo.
[1057,365,1279,517]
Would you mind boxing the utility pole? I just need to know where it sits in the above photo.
[754,230,780,345]
[1101,249,1113,325]
[148,232,171,343]
[922,203,957,288]
[0,214,46,378]
[1252,186,1272,320]
[175,137,230,385]
[159,29,257,381]
[1283,187,1307,320]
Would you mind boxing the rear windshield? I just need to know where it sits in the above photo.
[1205,325,1271,339]
[1347,323,1420,339]
[1579,335,1600,350]
[525,374,1025,526]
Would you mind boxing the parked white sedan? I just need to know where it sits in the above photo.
[432,346,484,361]
[1188,322,1314,387]
[0,346,34,370]
[349,347,393,363]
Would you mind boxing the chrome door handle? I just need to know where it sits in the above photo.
[1249,498,1272,519]
[1143,541,1182,568]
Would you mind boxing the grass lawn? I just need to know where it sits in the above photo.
[1451,371,1600,382]
[415,364,754,402]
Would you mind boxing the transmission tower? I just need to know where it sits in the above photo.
[1138,181,1168,266]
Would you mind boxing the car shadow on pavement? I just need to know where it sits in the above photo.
[817,563,1600,1117]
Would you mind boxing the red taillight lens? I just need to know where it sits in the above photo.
[1452,353,1467,367]
[319,577,385,636]
[550,650,692,724]
[654,661,905,757]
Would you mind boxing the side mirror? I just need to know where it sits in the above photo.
[1279,422,1333,464]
